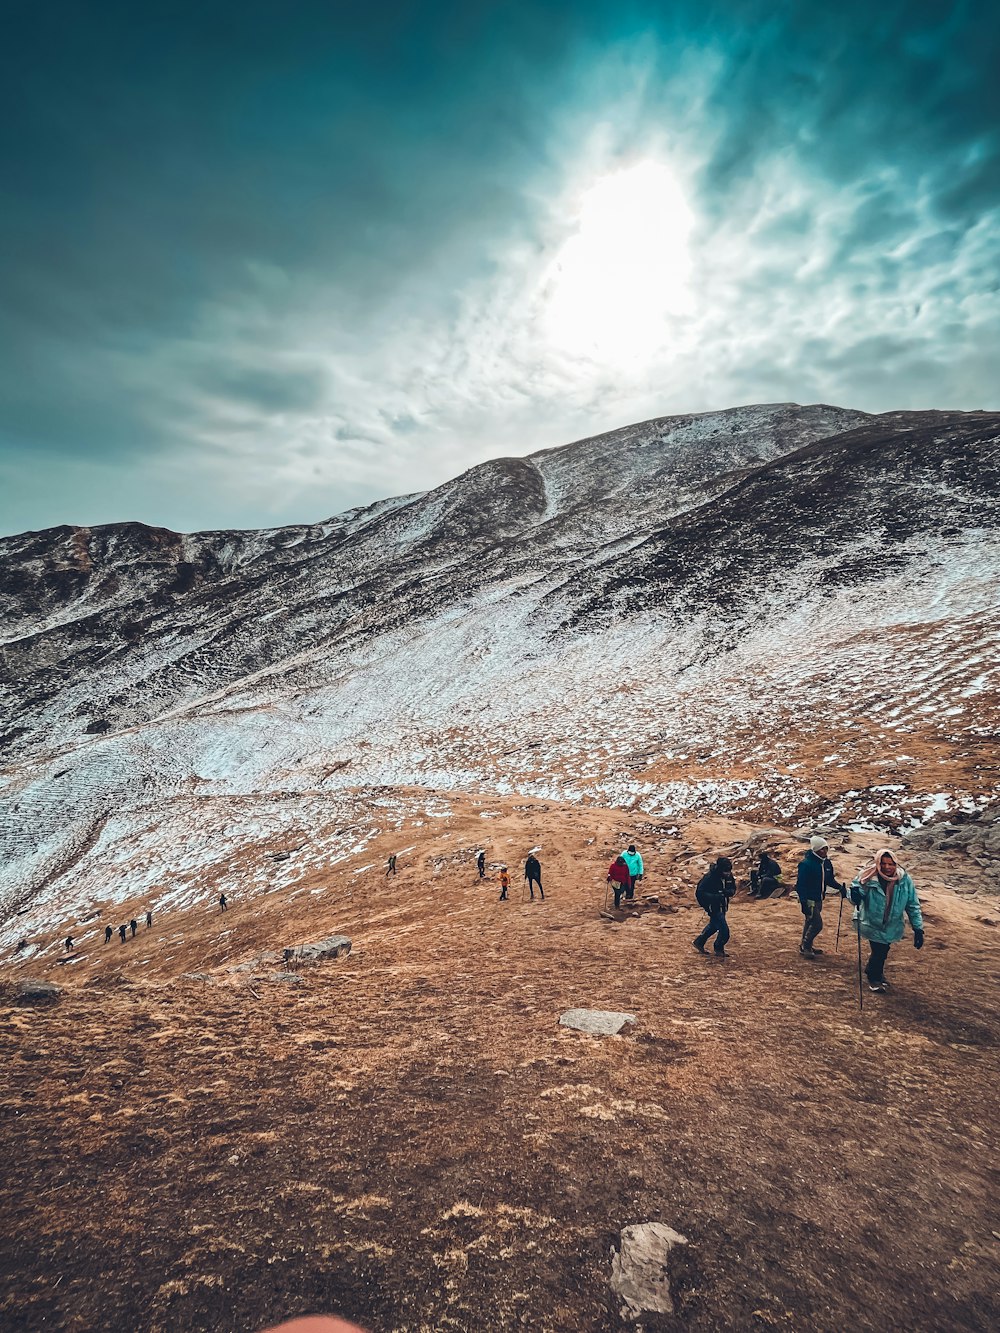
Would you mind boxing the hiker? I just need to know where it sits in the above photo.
[621,844,643,901]
[524,853,544,900]
[607,855,631,910]
[146,910,153,928]
[850,849,924,993]
[219,893,227,912]
[129,918,137,938]
[64,936,73,951]
[498,868,510,901]
[477,850,486,879]
[118,924,127,943]
[795,836,846,958]
[105,924,113,943]
[386,854,397,877]
[16,938,28,952]
[750,851,782,898]
[693,857,737,956]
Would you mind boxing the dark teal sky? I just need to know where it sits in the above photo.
[2,1,998,535]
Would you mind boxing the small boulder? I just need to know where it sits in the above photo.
[610,1221,689,1319]
[559,1008,636,1036]
[265,972,303,984]
[284,935,352,964]
[15,979,61,1005]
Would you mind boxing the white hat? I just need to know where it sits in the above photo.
[810,835,829,852]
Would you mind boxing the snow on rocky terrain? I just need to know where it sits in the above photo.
[2,402,998,940]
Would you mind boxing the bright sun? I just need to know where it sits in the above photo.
[542,160,695,364]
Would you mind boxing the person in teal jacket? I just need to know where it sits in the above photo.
[621,844,644,902]
[850,848,924,992]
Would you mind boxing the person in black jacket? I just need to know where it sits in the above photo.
[750,851,782,898]
[524,854,544,900]
[693,857,737,956]
[795,836,846,957]
[477,850,486,880]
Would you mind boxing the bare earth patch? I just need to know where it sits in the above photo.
[2,794,999,1331]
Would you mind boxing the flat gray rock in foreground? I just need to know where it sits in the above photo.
[610,1221,689,1318]
[559,1008,636,1035]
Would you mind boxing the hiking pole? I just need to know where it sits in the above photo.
[603,879,610,912]
[856,913,864,1013]
[835,892,844,952]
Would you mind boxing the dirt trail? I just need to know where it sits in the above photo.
[2,794,999,1332]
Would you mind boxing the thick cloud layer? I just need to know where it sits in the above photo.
[2,0,998,534]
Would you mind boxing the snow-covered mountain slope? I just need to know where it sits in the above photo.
[1,402,998,925]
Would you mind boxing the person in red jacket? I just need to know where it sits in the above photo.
[607,855,631,910]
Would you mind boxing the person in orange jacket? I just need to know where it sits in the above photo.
[498,868,510,901]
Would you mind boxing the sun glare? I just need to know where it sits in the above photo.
[542,161,695,364]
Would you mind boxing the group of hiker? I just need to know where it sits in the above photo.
[607,845,644,909]
[21,892,232,961]
[692,835,924,992]
[475,849,545,901]
[99,912,153,945]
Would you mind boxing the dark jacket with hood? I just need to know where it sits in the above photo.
[795,852,840,905]
[696,864,736,915]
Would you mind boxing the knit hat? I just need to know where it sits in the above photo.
[809,835,829,853]
[716,856,733,873]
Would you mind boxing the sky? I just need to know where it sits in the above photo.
[2,0,998,536]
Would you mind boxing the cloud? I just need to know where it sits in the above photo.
[1,1,998,535]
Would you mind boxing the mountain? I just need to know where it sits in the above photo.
[1,401,999,926]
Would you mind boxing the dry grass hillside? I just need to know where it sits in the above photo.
[2,793,998,1332]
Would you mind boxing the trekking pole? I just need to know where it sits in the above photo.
[856,913,864,1013]
[603,880,610,912]
[835,892,844,952]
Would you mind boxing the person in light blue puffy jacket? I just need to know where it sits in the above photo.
[850,848,924,993]
[620,845,643,901]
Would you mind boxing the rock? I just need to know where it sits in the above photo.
[976,916,998,927]
[265,972,303,984]
[559,1008,636,1036]
[610,1221,689,1319]
[15,979,61,1005]
[284,935,352,964]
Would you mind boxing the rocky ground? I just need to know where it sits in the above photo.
[2,794,998,1332]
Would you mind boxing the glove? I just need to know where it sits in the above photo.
[849,886,862,906]
[838,883,847,898]
[913,929,924,950]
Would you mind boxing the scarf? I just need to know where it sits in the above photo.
[856,847,903,926]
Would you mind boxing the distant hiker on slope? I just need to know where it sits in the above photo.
[621,844,643,901]
[64,936,73,951]
[750,851,782,898]
[524,854,544,901]
[129,918,137,938]
[851,849,924,993]
[693,857,737,957]
[105,925,113,943]
[146,910,153,928]
[386,854,397,877]
[118,924,127,943]
[477,850,486,879]
[498,868,510,901]
[796,836,846,958]
[219,893,227,912]
[607,855,631,910]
